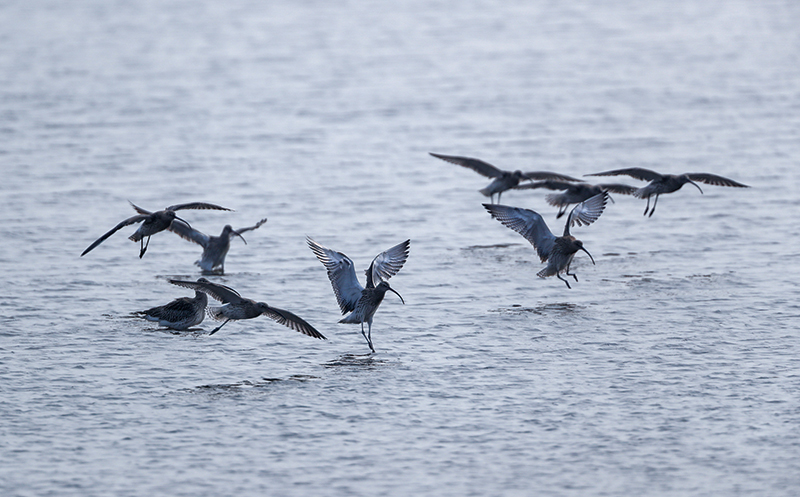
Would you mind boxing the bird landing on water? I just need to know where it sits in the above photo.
[483,191,609,288]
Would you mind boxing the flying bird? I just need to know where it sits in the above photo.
[515,180,637,218]
[81,201,233,258]
[430,152,580,204]
[135,278,209,330]
[308,237,409,353]
[168,218,268,274]
[483,192,609,288]
[168,278,325,339]
[585,168,749,217]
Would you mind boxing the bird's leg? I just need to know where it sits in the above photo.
[139,236,152,258]
[643,197,650,216]
[209,319,231,335]
[556,206,567,219]
[565,262,579,282]
[360,322,375,353]
[648,195,659,218]
[556,273,572,289]
[497,191,502,204]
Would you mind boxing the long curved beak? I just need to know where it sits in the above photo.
[387,286,405,305]
[174,216,193,231]
[580,246,596,265]
[688,180,703,194]
[232,231,247,245]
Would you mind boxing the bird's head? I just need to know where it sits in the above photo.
[679,174,704,194]
[574,240,595,265]
[377,281,404,304]
[223,225,247,244]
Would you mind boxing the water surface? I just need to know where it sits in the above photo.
[2,0,800,495]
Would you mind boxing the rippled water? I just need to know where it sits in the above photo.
[3,0,800,495]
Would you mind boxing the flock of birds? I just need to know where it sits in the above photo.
[79,153,748,352]
[429,152,749,290]
[80,201,410,352]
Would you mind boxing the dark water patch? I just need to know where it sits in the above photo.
[181,375,320,395]
[143,327,208,337]
[491,302,584,315]
[322,353,394,370]
[463,243,521,250]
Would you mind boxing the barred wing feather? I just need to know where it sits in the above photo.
[307,237,364,315]
[483,204,555,262]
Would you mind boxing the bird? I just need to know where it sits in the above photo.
[167,218,268,274]
[81,201,233,258]
[307,237,409,353]
[483,191,609,289]
[514,180,638,218]
[167,278,325,339]
[429,152,580,204]
[585,168,749,217]
[135,278,209,330]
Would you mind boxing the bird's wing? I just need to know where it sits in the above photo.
[159,297,200,314]
[80,215,148,256]
[585,168,663,182]
[234,218,268,236]
[261,306,326,340]
[365,239,411,288]
[521,172,580,182]
[564,191,609,235]
[168,278,242,304]
[167,219,210,246]
[514,180,575,191]
[129,201,153,215]
[598,183,638,195]
[686,173,749,188]
[429,152,503,178]
[483,204,555,262]
[307,237,364,314]
[166,202,234,212]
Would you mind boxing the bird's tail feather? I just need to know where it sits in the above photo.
[206,306,227,321]
[338,312,362,324]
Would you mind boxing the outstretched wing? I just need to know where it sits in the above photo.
[513,180,576,191]
[307,237,364,315]
[166,202,234,212]
[585,168,664,182]
[521,171,580,182]
[598,183,638,195]
[430,152,503,178]
[169,278,242,304]
[234,218,268,236]
[167,219,210,247]
[129,201,153,215]
[261,306,326,340]
[564,191,608,235]
[686,173,749,188]
[483,204,555,262]
[365,239,411,288]
[81,215,148,256]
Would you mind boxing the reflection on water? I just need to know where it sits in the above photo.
[322,354,391,370]
[492,302,583,315]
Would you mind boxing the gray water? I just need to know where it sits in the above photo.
[2,0,800,495]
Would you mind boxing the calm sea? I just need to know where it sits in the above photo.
[2,0,800,495]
